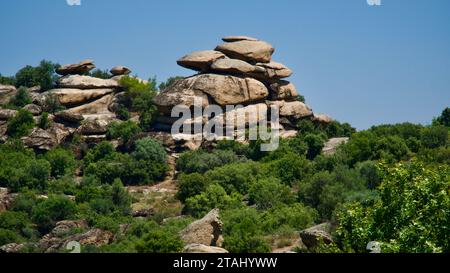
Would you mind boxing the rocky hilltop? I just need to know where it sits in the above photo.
[0,36,332,151]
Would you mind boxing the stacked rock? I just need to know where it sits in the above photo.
[154,36,331,139]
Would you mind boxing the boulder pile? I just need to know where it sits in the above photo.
[154,36,332,139]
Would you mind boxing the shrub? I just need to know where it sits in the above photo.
[106,121,142,143]
[261,204,318,233]
[45,148,77,178]
[15,60,59,91]
[304,133,326,160]
[9,87,32,107]
[0,73,16,86]
[39,112,50,129]
[31,195,76,233]
[421,125,448,149]
[135,229,184,253]
[7,109,35,138]
[248,178,295,210]
[177,149,243,174]
[0,229,20,246]
[433,107,450,127]
[83,141,115,166]
[41,94,65,113]
[176,173,210,202]
[266,153,313,186]
[89,69,111,79]
[132,137,167,163]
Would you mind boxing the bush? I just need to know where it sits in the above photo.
[177,149,243,174]
[7,109,35,138]
[176,173,210,202]
[84,141,115,166]
[15,60,59,91]
[266,153,313,186]
[41,94,65,113]
[421,125,448,149]
[0,73,16,86]
[304,133,326,160]
[132,137,167,163]
[0,229,20,246]
[9,87,32,107]
[248,178,295,210]
[261,204,318,233]
[31,195,76,233]
[39,112,50,129]
[433,107,450,127]
[135,229,184,253]
[106,121,142,143]
[45,148,77,178]
[89,69,111,79]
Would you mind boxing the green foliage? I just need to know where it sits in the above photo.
[45,148,77,178]
[266,153,313,186]
[39,112,50,129]
[261,204,318,233]
[83,141,115,166]
[0,73,16,86]
[249,178,295,210]
[158,76,184,91]
[106,121,142,143]
[132,137,167,163]
[88,69,111,79]
[0,229,20,245]
[176,173,210,202]
[41,94,65,113]
[177,149,244,174]
[135,229,184,253]
[116,106,131,121]
[433,107,450,127]
[304,133,326,160]
[336,161,450,253]
[31,195,76,233]
[9,87,32,107]
[222,208,271,253]
[15,60,59,91]
[7,109,35,138]
[420,125,448,149]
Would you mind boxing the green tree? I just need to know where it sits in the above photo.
[45,148,77,178]
[106,121,142,143]
[433,107,450,127]
[9,87,32,107]
[31,195,76,233]
[135,229,184,253]
[132,137,167,163]
[421,125,448,149]
[15,60,59,91]
[176,173,210,202]
[249,178,295,210]
[7,109,35,138]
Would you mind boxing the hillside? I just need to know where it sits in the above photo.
[0,36,448,254]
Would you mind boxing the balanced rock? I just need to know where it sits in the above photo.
[47,88,115,106]
[58,75,120,89]
[211,58,265,75]
[56,59,96,76]
[215,40,275,63]
[180,209,224,247]
[268,100,313,119]
[256,61,293,79]
[183,244,229,254]
[222,36,259,42]
[110,66,131,76]
[0,85,17,105]
[270,81,298,100]
[177,50,226,72]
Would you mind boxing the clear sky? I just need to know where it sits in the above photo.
[1,0,449,129]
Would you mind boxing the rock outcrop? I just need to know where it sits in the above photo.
[299,223,333,249]
[56,59,96,76]
[322,137,349,156]
[180,209,224,247]
[0,85,17,105]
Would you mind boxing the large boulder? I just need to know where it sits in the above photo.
[21,123,73,150]
[46,88,115,106]
[110,66,131,76]
[57,75,120,89]
[322,137,349,156]
[177,50,226,72]
[66,94,114,115]
[0,109,18,120]
[299,223,333,249]
[180,209,224,247]
[269,81,298,100]
[77,119,110,135]
[215,40,275,63]
[182,244,229,253]
[56,59,96,76]
[256,61,293,79]
[54,111,85,124]
[210,58,265,75]
[0,85,17,105]
[268,100,313,119]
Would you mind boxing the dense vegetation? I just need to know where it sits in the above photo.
[0,62,448,253]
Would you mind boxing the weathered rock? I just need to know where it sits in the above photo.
[56,59,96,76]
[77,119,110,135]
[0,188,17,213]
[0,243,25,253]
[256,61,293,79]
[46,88,115,106]
[180,209,224,247]
[0,109,18,120]
[54,111,84,124]
[110,66,131,76]
[0,85,17,105]
[215,40,275,63]
[313,113,333,124]
[299,223,333,249]
[66,94,114,115]
[183,244,229,253]
[23,104,42,116]
[21,123,73,150]
[50,220,89,238]
[211,58,264,75]
[322,137,349,156]
[58,75,120,89]
[268,101,313,119]
[177,50,226,72]
[270,81,298,100]
[222,36,259,42]
[81,135,107,143]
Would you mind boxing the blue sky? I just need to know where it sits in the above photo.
[0,0,449,129]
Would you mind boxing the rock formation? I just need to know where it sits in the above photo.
[180,209,224,247]
[56,59,96,76]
